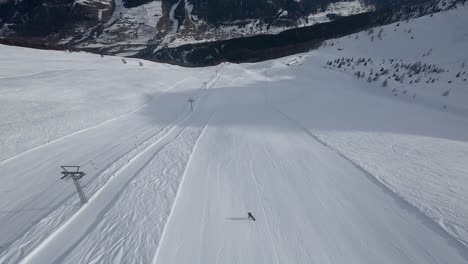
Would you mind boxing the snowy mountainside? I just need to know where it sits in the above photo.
[0,45,222,263]
[0,0,452,61]
[1,3,468,264]
[145,0,467,66]
[312,2,468,246]
[322,5,468,115]
[169,0,374,49]
[74,0,164,56]
[0,46,210,162]
[0,0,377,56]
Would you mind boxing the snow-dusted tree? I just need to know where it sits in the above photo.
[377,28,384,40]
[400,73,406,83]
[382,79,388,87]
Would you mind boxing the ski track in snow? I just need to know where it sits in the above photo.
[20,112,200,264]
[0,66,215,252]
[151,112,214,264]
[273,105,468,250]
[0,69,95,80]
[0,68,205,165]
[152,105,468,264]
[0,62,226,264]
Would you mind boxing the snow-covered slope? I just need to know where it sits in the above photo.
[0,47,222,263]
[322,4,468,115]
[1,3,468,264]
[292,2,468,247]
[0,46,211,162]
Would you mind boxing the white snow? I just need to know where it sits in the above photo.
[74,0,111,5]
[301,3,468,248]
[0,46,221,263]
[305,0,374,26]
[79,0,163,55]
[1,4,468,264]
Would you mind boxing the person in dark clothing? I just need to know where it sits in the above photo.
[247,212,256,221]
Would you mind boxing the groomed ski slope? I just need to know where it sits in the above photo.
[0,46,225,262]
[1,4,468,264]
[153,97,467,264]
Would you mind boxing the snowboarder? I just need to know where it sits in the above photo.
[247,212,256,221]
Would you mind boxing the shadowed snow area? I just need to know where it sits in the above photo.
[1,4,468,264]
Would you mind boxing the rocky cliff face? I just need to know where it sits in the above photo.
[0,0,461,64]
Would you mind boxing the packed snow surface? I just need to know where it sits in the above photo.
[1,4,468,264]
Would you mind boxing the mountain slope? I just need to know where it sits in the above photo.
[0,0,373,54]
[1,3,468,263]
[0,0,447,60]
